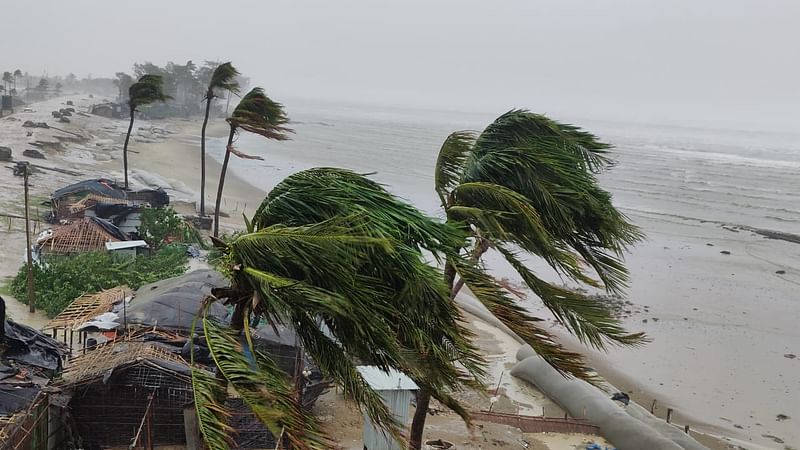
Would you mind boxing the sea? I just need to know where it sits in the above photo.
[206,99,800,236]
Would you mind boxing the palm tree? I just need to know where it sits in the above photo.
[122,74,170,189]
[12,70,21,92]
[199,62,239,217]
[213,88,291,237]
[408,110,647,448]
[195,168,486,449]
[1,72,11,92]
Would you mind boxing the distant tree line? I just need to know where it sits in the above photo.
[113,60,250,119]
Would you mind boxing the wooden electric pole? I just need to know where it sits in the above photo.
[16,162,35,313]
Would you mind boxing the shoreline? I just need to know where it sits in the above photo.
[0,93,791,448]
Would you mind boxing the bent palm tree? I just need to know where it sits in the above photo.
[196,168,486,449]
[200,62,239,216]
[409,110,647,448]
[213,88,291,237]
[123,74,170,189]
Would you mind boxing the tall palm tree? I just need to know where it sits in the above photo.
[213,88,291,237]
[1,72,11,92]
[200,62,239,217]
[408,110,647,448]
[196,168,486,449]
[122,74,170,189]
[12,70,21,92]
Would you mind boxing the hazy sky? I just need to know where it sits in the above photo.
[4,1,799,131]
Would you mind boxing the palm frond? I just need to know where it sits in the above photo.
[128,74,172,110]
[203,310,332,449]
[228,88,293,140]
[449,181,586,280]
[208,62,240,98]
[451,257,597,381]
[473,109,612,173]
[253,168,465,256]
[190,299,234,450]
[434,131,476,206]
[495,245,647,349]
[191,368,234,450]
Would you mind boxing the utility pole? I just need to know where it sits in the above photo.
[14,162,35,312]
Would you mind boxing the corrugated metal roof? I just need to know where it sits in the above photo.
[357,366,418,391]
[105,240,149,250]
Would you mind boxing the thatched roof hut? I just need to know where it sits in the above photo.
[38,217,128,257]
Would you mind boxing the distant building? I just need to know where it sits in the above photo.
[90,102,126,119]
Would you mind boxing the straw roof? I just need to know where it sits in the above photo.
[39,217,128,255]
[43,286,132,331]
[60,340,188,386]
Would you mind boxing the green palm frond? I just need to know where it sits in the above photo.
[435,110,646,383]
[203,309,331,449]
[473,109,611,174]
[495,245,647,349]
[228,88,293,140]
[448,182,585,279]
[128,74,171,110]
[435,131,476,206]
[190,300,234,450]
[253,167,464,256]
[207,62,240,99]
[451,257,596,380]
[191,368,235,450]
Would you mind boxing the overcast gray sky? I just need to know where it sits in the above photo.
[4,0,799,131]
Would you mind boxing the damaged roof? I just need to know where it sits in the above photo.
[39,217,129,255]
[59,340,190,387]
[53,179,126,200]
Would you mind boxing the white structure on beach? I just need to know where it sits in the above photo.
[357,366,418,450]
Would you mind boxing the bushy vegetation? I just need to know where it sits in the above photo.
[10,246,189,317]
[138,207,204,250]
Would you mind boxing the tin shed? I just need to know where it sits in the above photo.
[357,366,418,450]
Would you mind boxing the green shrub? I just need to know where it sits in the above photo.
[10,245,189,317]
[138,207,206,250]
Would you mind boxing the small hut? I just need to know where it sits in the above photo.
[38,217,128,257]
[58,340,195,448]
[357,366,418,450]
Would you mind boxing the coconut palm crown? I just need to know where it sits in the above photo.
[197,168,487,449]
[436,110,646,374]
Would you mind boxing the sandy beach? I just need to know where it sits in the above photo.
[0,93,795,449]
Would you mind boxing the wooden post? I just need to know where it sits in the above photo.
[184,407,203,449]
[684,425,690,434]
[650,399,657,413]
[666,408,673,423]
[22,163,35,313]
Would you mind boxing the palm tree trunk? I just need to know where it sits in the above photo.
[450,238,490,299]
[409,241,486,450]
[409,385,433,450]
[200,92,213,216]
[213,127,236,237]
[409,258,459,450]
[123,107,135,189]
